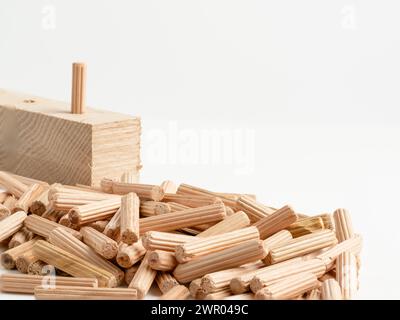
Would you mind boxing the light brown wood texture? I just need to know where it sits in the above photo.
[0,274,98,294]
[0,89,141,186]
[101,179,164,201]
[13,183,46,213]
[160,180,178,194]
[286,216,325,238]
[120,192,140,244]
[48,227,124,284]
[148,250,177,271]
[33,240,117,287]
[268,229,338,264]
[255,272,318,300]
[173,240,267,283]
[0,204,10,220]
[24,214,82,240]
[321,278,343,300]
[139,203,226,234]
[140,201,171,217]
[0,211,27,242]
[0,238,39,270]
[196,211,250,238]
[249,258,326,293]
[116,240,146,268]
[88,220,109,233]
[128,252,157,299]
[161,285,190,300]
[0,171,28,197]
[103,209,121,241]
[80,227,118,259]
[175,226,260,263]
[162,193,220,208]
[253,205,297,239]
[262,230,293,264]
[8,227,35,248]
[124,265,139,285]
[35,286,138,300]
[68,197,121,225]
[15,248,39,274]
[333,208,355,242]
[29,186,50,216]
[336,251,357,300]
[71,63,86,114]
[237,195,275,222]
[156,272,179,294]
[27,260,48,275]
[142,231,194,252]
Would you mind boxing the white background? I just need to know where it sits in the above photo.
[1,0,400,299]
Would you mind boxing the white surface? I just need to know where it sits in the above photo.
[1,0,400,299]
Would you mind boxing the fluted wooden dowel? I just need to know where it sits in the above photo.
[0,211,27,242]
[29,186,50,216]
[116,240,146,268]
[71,62,86,114]
[103,209,121,241]
[249,258,326,293]
[262,230,293,264]
[333,208,355,242]
[48,227,124,284]
[101,178,164,201]
[237,196,275,222]
[8,227,34,248]
[0,171,28,198]
[128,252,157,299]
[139,203,226,234]
[156,272,179,294]
[24,214,82,240]
[286,216,325,238]
[255,272,318,300]
[197,211,250,238]
[0,274,98,294]
[148,250,177,271]
[124,265,139,285]
[33,240,117,287]
[35,286,138,300]
[68,198,121,225]
[140,201,171,217]
[160,180,178,194]
[336,252,357,300]
[13,183,46,213]
[175,226,260,263]
[254,205,297,239]
[162,193,220,208]
[268,230,338,264]
[321,279,342,300]
[160,285,190,300]
[1,239,39,270]
[81,227,118,259]
[173,240,267,283]
[120,193,140,244]
[142,231,194,252]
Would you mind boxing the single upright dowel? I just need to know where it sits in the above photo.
[336,252,357,299]
[255,272,318,300]
[0,171,28,198]
[175,226,260,263]
[101,178,164,201]
[173,240,267,283]
[80,227,119,260]
[253,205,297,239]
[120,193,140,244]
[333,208,355,242]
[128,252,157,299]
[71,62,86,114]
[0,211,27,242]
[196,211,250,238]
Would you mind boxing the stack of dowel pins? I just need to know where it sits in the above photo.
[0,170,362,300]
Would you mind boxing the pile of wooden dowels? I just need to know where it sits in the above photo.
[0,170,362,300]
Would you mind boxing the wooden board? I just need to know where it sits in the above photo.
[0,89,141,186]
